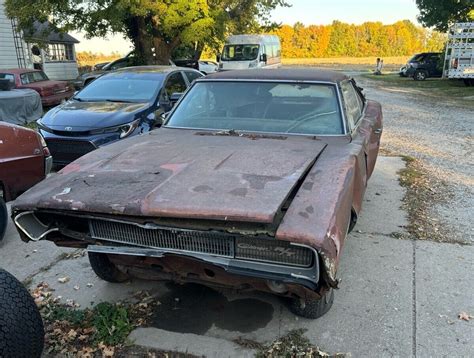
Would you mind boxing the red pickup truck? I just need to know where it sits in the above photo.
[0,69,74,107]
[0,122,52,240]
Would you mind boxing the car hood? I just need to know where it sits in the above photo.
[13,129,327,224]
[40,101,149,131]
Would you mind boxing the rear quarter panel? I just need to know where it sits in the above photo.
[0,125,45,201]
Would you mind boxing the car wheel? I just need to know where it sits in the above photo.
[0,268,44,358]
[88,251,129,283]
[0,197,7,242]
[287,288,334,319]
[414,70,427,81]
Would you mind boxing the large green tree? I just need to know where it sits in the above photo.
[415,0,473,32]
[5,0,288,64]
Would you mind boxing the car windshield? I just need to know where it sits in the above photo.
[222,44,259,61]
[0,73,14,83]
[409,54,426,62]
[166,81,343,135]
[20,71,48,84]
[75,72,164,102]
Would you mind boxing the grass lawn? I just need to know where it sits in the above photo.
[282,56,407,72]
[363,73,474,101]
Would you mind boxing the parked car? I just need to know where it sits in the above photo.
[38,66,203,166]
[73,52,143,89]
[0,268,44,357]
[0,122,51,241]
[0,69,74,107]
[93,62,110,71]
[198,60,218,74]
[404,52,443,80]
[11,69,382,319]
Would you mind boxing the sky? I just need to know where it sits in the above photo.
[73,0,421,54]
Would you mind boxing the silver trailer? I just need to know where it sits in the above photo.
[443,22,473,85]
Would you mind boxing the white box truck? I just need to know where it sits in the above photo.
[218,34,281,71]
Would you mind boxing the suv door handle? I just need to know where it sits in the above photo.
[373,128,382,134]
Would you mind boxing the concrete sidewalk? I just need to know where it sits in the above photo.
[1,157,472,357]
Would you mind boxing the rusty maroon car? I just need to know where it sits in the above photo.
[11,69,382,318]
[0,69,74,107]
[0,122,52,241]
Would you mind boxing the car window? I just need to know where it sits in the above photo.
[222,44,260,61]
[109,60,129,71]
[166,81,343,135]
[20,71,48,85]
[184,71,203,84]
[0,73,14,83]
[74,72,164,102]
[340,81,362,130]
[163,72,187,98]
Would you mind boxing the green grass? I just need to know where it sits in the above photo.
[363,73,474,100]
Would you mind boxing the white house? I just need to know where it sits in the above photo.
[0,0,80,80]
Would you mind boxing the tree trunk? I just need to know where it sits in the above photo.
[126,16,155,65]
[152,37,181,65]
[193,42,204,61]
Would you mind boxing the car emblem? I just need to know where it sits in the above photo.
[64,126,73,131]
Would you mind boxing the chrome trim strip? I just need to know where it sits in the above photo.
[88,244,319,284]
[13,211,59,242]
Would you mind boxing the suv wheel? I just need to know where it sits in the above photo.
[414,70,427,81]
[88,252,129,283]
[0,197,7,242]
[0,268,45,357]
[287,288,334,319]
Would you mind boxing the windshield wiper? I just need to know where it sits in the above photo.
[73,97,84,102]
[104,99,135,103]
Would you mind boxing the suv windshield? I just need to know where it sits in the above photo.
[166,81,343,135]
[222,44,259,61]
[75,72,163,102]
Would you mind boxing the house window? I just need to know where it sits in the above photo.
[46,43,74,61]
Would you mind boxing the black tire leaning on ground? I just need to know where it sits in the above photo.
[0,197,7,242]
[0,268,44,358]
[287,288,335,319]
[88,251,130,283]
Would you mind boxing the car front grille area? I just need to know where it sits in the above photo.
[89,219,313,268]
[46,139,96,164]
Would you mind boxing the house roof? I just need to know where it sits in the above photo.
[25,21,80,44]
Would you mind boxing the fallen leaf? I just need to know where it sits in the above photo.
[458,312,471,321]
[58,277,70,283]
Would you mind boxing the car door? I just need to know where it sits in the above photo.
[160,71,188,113]
[340,79,381,180]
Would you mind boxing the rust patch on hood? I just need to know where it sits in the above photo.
[13,129,327,224]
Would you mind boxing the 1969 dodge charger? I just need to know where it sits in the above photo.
[11,69,382,318]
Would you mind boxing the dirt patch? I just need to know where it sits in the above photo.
[397,156,466,244]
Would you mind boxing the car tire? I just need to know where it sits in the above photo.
[88,252,129,283]
[0,268,44,358]
[0,197,7,242]
[414,70,427,81]
[287,288,334,319]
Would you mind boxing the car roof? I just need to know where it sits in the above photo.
[203,68,349,83]
[113,65,198,74]
[0,68,42,74]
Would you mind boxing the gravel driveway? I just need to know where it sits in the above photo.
[356,76,473,243]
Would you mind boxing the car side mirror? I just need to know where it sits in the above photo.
[170,92,183,105]
[260,54,267,63]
